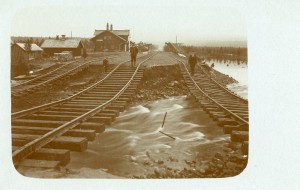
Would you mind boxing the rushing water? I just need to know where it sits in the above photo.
[207,60,248,99]
[68,96,229,177]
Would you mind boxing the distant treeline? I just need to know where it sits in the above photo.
[181,45,248,63]
[11,37,45,46]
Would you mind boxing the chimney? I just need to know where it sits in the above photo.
[110,24,113,31]
[56,35,59,40]
[106,23,109,30]
[61,35,66,40]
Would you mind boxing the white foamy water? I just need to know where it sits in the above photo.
[68,96,228,177]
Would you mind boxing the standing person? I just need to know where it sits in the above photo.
[103,57,109,72]
[188,53,198,76]
[130,44,139,67]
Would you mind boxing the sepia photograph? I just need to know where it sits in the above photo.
[1,0,300,189]
[10,2,248,179]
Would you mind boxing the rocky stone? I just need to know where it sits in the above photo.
[154,167,160,177]
[211,157,220,163]
[185,160,193,165]
[223,147,232,153]
[215,152,223,160]
[216,163,224,170]
[229,154,238,162]
[199,165,211,174]
[157,160,164,165]
[226,162,238,170]
[143,160,151,166]
[169,156,178,162]
[235,155,248,163]
[129,156,137,162]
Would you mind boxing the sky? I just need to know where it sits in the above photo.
[11,0,247,47]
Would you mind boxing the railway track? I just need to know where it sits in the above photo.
[174,55,249,151]
[11,54,123,98]
[12,53,157,168]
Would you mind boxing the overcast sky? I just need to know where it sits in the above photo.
[11,0,247,47]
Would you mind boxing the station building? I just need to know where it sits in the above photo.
[90,23,130,52]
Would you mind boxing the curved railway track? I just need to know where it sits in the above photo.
[12,53,157,168]
[11,54,123,97]
[173,55,249,146]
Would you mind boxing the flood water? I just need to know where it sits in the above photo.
[69,96,229,177]
[207,60,248,99]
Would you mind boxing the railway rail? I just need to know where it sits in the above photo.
[173,55,249,149]
[11,54,123,98]
[12,53,157,168]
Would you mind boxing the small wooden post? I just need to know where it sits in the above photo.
[161,112,168,128]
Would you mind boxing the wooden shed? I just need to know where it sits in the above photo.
[11,43,43,77]
[41,36,84,56]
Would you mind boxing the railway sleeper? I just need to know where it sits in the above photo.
[12,134,88,152]
[85,116,113,125]
[17,159,61,169]
[95,112,116,119]
[96,84,127,88]
[226,109,249,114]
[84,91,134,96]
[217,118,239,127]
[23,114,78,121]
[98,109,120,117]
[12,126,96,141]
[203,106,221,112]
[76,122,105,133]
[223,124,249,134]
[74,97,130,102]
[68,99,109,104]
[204,107,222,113]
[37,110,84,116]
[48,107,91,112]
[12,119,105,133]
[13,146,70,167]
[106,105,125,112]
[209,112,230,121]
[220,106,248,112]
[73,97,111,101]
[219,103,248,108]
[63,100,128,107]
[61,103,99,108]
[231,131,249,142]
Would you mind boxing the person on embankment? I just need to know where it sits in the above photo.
[103,57,109,72]
[188,53,198,76]
[130,44,139,67]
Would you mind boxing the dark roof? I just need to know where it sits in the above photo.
[94,30,130,36]
[91,30,128,42]
[41,38,82,48]
[16,43,43,51]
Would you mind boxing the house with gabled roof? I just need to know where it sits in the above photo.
[90,23,130,52]
[11,42,43,77]
[41,35,84,56]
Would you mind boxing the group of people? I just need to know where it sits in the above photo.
[101,44,139,72]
